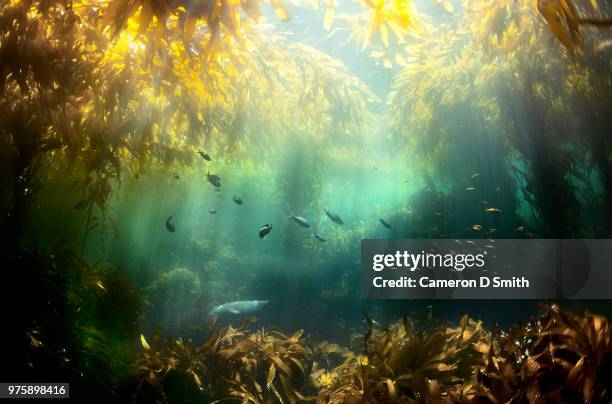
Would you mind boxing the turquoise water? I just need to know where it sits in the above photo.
[19,0,612,345]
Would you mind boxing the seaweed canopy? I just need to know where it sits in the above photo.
[124,317,313,403]
[386,0,612,237]
[0,0,375,249]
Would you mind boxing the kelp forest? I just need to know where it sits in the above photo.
[1,0,611,402]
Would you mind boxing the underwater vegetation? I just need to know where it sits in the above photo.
[121,317,313,403]
[1,0,611,402]
[5,247,143,401]
[115,304,611,403]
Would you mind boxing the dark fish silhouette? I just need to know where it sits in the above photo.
[379,218,392,228]
[324,208,344,225]
[233,196,243,205]
[74,199,88,210]
[259,224,272,238]
[166,216,175,232]
[313,233,326,242]
[198,151,211,161]
[173,172,180,179]
[207,173,221,187]
[208,209,217,214]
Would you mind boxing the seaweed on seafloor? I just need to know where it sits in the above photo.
[121,317,314,403]
[313,313,492,403]
[471,303,612,403]
[311,305,612,404]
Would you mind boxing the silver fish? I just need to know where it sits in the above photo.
[209,300,269,316]
[324,208,344,225]
[290,213,310,228]
[233,196,243,205]
[208,209,217,214]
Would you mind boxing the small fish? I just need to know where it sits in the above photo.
[173,172,180,179]
[134,173,140,179]
[324,208,344,225]
[74,199,88,210]
[208,209,217,214]
[465,187,477,192]
[595,38,612,53]
[233,196,243,205]
[471,173,480,178]
[313,233,326,242]
[485,208,502,214]
[209,300,269,316]
[259,224,272,238]
[290,214,310,228]
[207,173,221,187]
[471,224,482,231]
[198,151,211,161]
[165,216,175,232]
[515,226,525,232]
[379,218,392,228]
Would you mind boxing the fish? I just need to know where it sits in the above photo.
[74,199,88,210]
[471,224,482,231]
[471,173,480,178]
[290,213,310,227]
[465,187,477,192]
[595,38,612,53]
[165,216,175,232]
[134,173,140,179]
[233,196,243,205]
[259,224,272,238]
[173,172,180,179]
[379,218,392,228]
[198,150,211,161]
[313,233,326,242]
[485,208,502,214]
[209,300,269,316]
[324,208,344,225]
[207,173,221,187]
[208,209,217,214]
